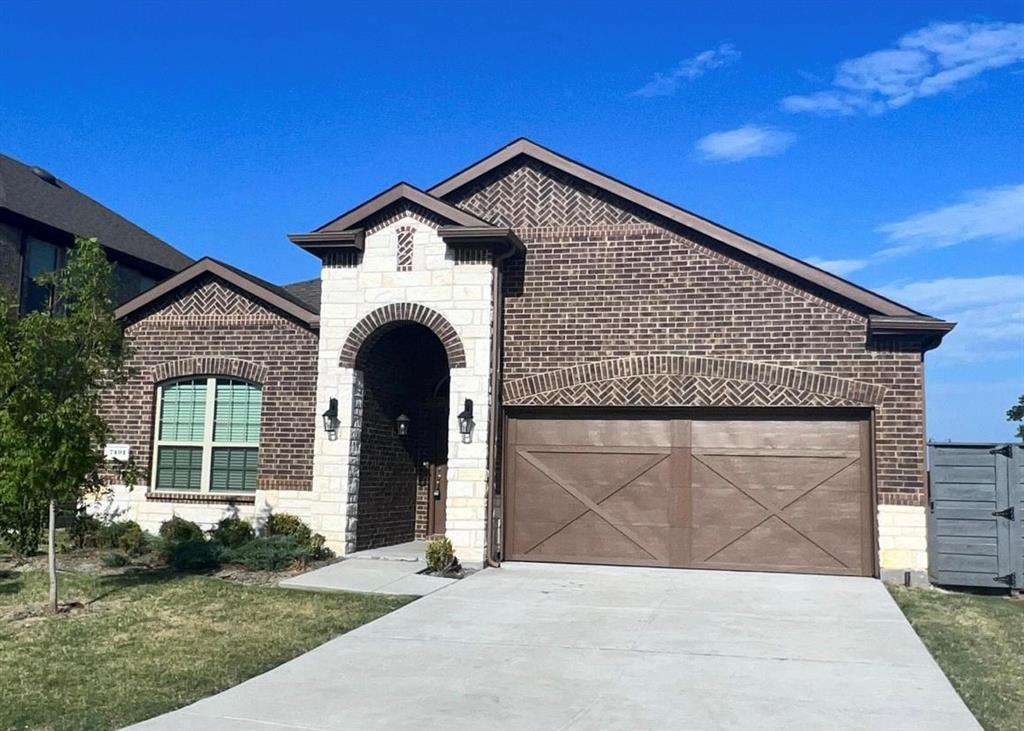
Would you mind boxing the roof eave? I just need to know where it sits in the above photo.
[868,315,956,352]
[288,229,365,257]
[437,225,525,257]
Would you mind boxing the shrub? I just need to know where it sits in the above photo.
[265,513,311,544]
[224,535,307,571]
[162,538,222,571]
[425,536,456,573]
[97,520,147,555]
[0,495,45,555]
[159,517,204,543]
[209,517,254,548]
[67,512,102,550]
[100,550,131,567]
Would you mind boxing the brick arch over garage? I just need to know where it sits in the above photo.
[148,357,268,384]
[340,303,467,369]
[502,355,886,407]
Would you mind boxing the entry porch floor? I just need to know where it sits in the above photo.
[279,540,456,596]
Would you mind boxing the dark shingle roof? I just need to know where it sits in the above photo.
[281,278,321,314]
[0,152,193,272]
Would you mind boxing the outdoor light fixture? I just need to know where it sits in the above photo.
[457,399,474,444]
[396,413,411,437]
[322,398,339,435]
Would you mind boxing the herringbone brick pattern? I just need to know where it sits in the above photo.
[396,225,414,271]
[503,354,884,405]
[511,375,857,408]
[140,277,271,322]
[451,158,651,228]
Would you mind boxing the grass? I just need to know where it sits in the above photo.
[889,586,1024,731]
[0,568,411,731]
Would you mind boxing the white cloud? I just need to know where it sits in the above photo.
[782,20,1024,115]
[805,257,870,276]
[807,183,1024,276]
[632,44,740,97]
[879,275,1024,363]
[876,183,1024,255]
[695,125,795,162]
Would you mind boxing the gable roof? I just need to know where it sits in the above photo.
[282,277,321,314]
[317,182,498,232]
[428,138,936,321]
[289,181,523,258]
[115,257,319,328]
[0,152,193,273]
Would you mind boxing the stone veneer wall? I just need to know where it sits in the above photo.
[313,207,494,564]
[92,275,320,535]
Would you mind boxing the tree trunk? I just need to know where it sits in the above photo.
[48,499,57,613]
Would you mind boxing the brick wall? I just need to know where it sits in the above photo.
[448,161,928,507]
[102,274,318,493]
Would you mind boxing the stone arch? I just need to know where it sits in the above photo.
[148,357,268,385]
[339,303,467,369]
[502,355,886,407]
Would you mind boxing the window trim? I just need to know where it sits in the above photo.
[151,376,262,495]
[19,235,66,314]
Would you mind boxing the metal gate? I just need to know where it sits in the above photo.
[928,442,1022,590]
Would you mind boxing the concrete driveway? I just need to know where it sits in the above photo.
[131,563,979,730]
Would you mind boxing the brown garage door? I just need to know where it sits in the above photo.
[503,412,874,576]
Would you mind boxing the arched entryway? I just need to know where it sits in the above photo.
[353,322,450,551]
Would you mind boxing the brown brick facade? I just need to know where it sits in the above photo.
[102,274,318,493]
[446,161,928,507]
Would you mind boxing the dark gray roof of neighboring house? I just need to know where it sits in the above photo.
[0,152,193,273]
[282,277,321,314]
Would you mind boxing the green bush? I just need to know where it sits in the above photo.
[67,512,102,549]
[224,535,307,571]
[97,520,147,555]
[425,536,456,573]
[265,513,311,543]
[0,495,46,555]
[159,516,204,543]
[209,517,254,548]
[162,538,222,571]
[100,550,131,567]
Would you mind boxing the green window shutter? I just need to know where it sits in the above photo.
[210,447,259,492]
[155,447,203,490]
[159,379,208,441]
[213,380,262,443]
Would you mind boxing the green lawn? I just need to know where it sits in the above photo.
[0,568,411,731]
[889,586,1024,731]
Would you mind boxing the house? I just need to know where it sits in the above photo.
[98,139,954,577]
[0,153,192,312]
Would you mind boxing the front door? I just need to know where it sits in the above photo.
[425,404,448,536]
[427,460,447,536]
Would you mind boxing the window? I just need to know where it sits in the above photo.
[152,378,262,493]
[20,237,64,313]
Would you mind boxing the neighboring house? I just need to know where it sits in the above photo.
[0,153,192,312]
[97,139,954,578]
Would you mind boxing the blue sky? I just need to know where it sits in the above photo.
[1,1,1021,440]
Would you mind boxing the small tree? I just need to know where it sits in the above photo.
[1008,394,1024,441]
[0,237,134,612]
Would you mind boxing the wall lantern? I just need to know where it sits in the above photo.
[457,399,474,444]
[396,413,411,437]
[322,398,339,435]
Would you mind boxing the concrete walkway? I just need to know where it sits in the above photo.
[280,540,456,596]
[131,563,980,731]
